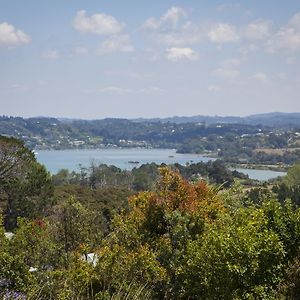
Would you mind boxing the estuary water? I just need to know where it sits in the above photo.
[35,148,211,174]
[35,148,286,181]
[230,168,286,181]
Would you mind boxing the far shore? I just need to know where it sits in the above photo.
[228,163,288,172]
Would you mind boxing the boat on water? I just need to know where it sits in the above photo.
[168,155,174,158]
[128,161,139,164]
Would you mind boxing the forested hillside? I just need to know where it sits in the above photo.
[1,136,300,299]
[0,115,264,150]
[1,115,300,166]
[134,112,300,126]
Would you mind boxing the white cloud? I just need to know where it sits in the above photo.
[290,12,300,29]
[208,85,221,92]
[266,27,300,52]
[80,89,94,94]
[155,31,201,46]
[73,10,124,35]
[213,58,242,81]
[37,80,47,86]
[9,83,28,91]
[166,47,198,61]
[41,50,60,60]
[143,6,186,29]
[74,46,88,55]
[238,43,258,55]
[161,7,187,27]
[212,68,240,79]
[143,7,202,46]
[245,10,254,17]
[220,58,241,68]
[216,3,240,12]
[82,86,164,95]
[98,86,133,93]
[277,73,287,80]
[208,23,239,43]
[139,86,165,94]
[104,70,145,80]
[143,17,160,30]
[243,19,272,40]
[0,22,31,46]
[286,56,295,64]
[251,72,268,82]
[155,22,202,46]
[266,12,300,52]
[96,34,134,55]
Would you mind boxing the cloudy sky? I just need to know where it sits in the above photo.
[1,0,300,119]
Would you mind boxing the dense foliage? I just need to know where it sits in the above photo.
[52,160,246,191]
[1,138,300,299]
[0,136,53,229]
[177,132,300,165]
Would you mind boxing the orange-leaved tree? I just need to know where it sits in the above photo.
[92,167,225,298]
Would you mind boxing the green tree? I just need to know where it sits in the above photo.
[93,169,295,299]
[50,196,102,265]
[9,218,60,270]
[0,217,34,297]
[183,208,285,299]
[273,163,300,206]
[0,136,54,229]
[285,163,300,187]
[93,168,225,298]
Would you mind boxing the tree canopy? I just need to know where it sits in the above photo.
[0,135,53,229]
[1,138,300,299]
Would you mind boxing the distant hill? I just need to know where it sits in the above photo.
[0,112,299,150]
[244,112,300,127]
[133,115,242,124]
[0,115,263,150]
[133,112,300,127]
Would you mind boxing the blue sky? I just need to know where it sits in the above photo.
[0,0,300,119]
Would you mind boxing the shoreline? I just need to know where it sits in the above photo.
[227,163,288,172]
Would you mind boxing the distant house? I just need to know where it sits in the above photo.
[4,232,14,240]
[81,252,98,267]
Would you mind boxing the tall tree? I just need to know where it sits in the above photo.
[0,136,53,229]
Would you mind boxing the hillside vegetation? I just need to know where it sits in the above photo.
[1,115,300,166]
[1,136,300,299]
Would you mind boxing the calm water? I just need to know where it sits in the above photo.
[35,148,212,174]
[231,168,286,181]
[35,148,286,181]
